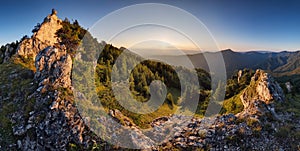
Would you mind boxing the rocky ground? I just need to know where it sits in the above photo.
[0,10,299,151]
[148,69,300,150]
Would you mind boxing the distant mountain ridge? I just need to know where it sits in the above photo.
[159,49,300,77]
[0,9,300,151]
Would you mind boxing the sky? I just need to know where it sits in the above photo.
[1,0,300,52]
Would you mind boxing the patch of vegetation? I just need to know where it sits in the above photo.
[219,69,255,114]
[56,18,87,57]
[276,75,300,96]
[12,55,36,71]
[220,90,244,114]
[72,38,213,128]
[0,63,36,148]
[275,94,300,117]
[94,45,214,128]
[274,123,300,149]
[225,69,254,99]
[274,74,300,117]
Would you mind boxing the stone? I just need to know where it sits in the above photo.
[17,140,22,149]
[237,69,285,119]
[237,70,243,83]
[17,10,62,61]
[285,82,292,93]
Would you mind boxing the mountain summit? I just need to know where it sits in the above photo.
[17,9,62,62]
[0,10,109,150]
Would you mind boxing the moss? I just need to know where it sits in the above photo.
[24,97,36,120]
[68,143,79,151]
[221,90,244,114]
[226,135,239,142]
[11,55,36,72]
[275,126,290,138]
[0,62,36,148]
[246,118,259,127]
[275,94,300,117]
[57,87,74,103]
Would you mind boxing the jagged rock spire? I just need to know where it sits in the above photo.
[237,69,285,119]
[16,9,62,61]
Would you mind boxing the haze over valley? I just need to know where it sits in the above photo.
[1,1,300,150]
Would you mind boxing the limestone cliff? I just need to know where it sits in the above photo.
[17,45,87,150]
[3,10,108,150]
[16,9,62,61]
[237,69,285,119]
[33,9,62,46]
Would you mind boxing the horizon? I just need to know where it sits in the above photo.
[1,0,300,52]
[133,48,300,56]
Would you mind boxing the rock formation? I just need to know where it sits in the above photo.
[237,69,285,119]
[0,42,19,63]
[16,9,62,61]
[13,44,111,150]
[156,70,290,150]
[1,9,298,151]
[237,70,242,83]
[285,82,292,93]
[33,10,62,46]
[14,46,72,150]
[6,10,107,150]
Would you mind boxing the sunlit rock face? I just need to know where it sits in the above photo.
[33,9,62,46]
[35,46,72,89]
[17,9,62,61]
[238,69,285,119]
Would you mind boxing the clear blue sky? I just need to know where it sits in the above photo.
[1,0,300,51]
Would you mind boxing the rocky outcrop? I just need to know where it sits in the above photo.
[13,45,104,150]
[0,42,19,63]
[2,8,296,150]
[16,9,62,61]
[157,69,292,150]
[35,46,72,89]
[17,38,47,61]
[3,44,16,62]
[158,114,291,150]
[237,70,243,83]
[5,10,111,150]
[285,82,292,93]
[237,69,285,119]
[33,9,62,46]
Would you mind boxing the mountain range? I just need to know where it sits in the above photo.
[0,9,300,150]
[155,49,300,78]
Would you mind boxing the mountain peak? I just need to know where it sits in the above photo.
[33,9,62,46]
[17,10,62,61]
[222,49,234,52]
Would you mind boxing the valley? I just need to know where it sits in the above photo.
[0,9,299,150]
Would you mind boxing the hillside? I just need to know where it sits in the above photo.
[0,9,299,150]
